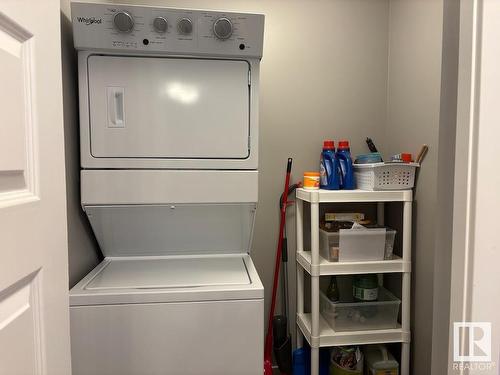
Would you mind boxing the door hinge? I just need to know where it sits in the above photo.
[248,69,251,86]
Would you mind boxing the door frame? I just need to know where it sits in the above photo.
[447,0,499,373]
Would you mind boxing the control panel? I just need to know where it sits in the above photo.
[71,2,265,58]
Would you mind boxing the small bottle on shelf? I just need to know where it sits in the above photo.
[353,274,379,302]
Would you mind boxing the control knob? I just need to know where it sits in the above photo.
[113,11,134,33]
[153,17,168,33]
[177,18,193,35]
[213,17,233,40]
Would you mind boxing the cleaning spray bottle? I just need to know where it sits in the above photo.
[336,140,355,190]
[319,140,340,190]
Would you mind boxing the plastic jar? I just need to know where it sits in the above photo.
[353,274,379,302]
[303,172,320,190]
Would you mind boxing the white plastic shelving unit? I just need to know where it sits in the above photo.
[295,188,412,375]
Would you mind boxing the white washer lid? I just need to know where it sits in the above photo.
[85,256,250,290]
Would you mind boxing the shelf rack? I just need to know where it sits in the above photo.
[295,188,412,375]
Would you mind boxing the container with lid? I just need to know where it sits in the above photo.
[364,344,399,375]
[354,152,383,164]
[303,172,320,190]
[319,225,396,262]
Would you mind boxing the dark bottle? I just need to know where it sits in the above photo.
[326,276,339,303]
[353,274,379,302]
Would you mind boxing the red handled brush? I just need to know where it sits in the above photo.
[264,158,293,375]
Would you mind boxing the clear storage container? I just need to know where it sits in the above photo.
[320,287,400,332]
[319,227,396,262]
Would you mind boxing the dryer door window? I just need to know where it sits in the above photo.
[87,55,250,159]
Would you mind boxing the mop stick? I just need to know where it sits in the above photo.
[264,158,293,375]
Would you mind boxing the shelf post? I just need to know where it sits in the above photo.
[310,191,320,375]
[296,197,304,348]
[401,200,412,375]
[377,202,385,286]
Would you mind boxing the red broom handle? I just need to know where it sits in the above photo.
[264,158,293,362]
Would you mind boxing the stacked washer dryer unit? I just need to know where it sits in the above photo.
[70,2,265,374]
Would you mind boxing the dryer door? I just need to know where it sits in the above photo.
[87,55,250,159]
[84,203,257,257]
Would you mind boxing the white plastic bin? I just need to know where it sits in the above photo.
[364,345,399,374]
[354,163,419,190]
[319,227,396,262]
[320,287,400,332]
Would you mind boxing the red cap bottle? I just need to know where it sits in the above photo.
[323,140,335,150]
[338,140,350,150]
[401,153,412,163]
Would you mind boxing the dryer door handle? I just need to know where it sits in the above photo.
[107,87,125,128]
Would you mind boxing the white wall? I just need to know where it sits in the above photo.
[61,0,102,288]
[384,1,444,373]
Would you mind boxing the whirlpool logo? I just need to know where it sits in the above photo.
[77,17,102,25]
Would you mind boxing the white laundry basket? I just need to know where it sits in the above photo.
[354,162,419,190]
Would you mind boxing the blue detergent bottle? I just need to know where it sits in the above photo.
[336,140,355,189]
[319,140,340,190]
